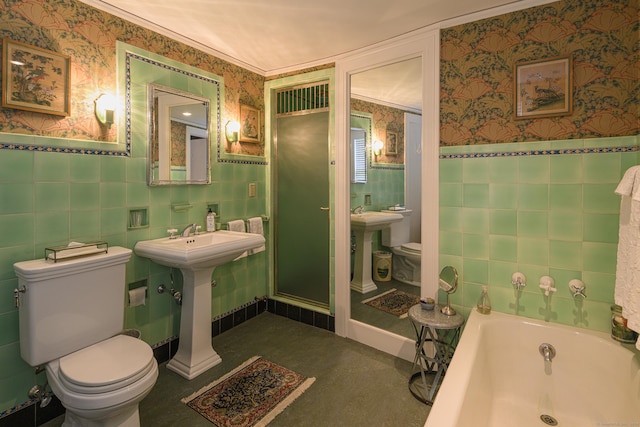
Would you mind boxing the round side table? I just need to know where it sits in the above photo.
[407,304,464,405]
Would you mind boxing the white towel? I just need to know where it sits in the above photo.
[227,219,247,260]
[247,217,265,255]
[614,166,640,350]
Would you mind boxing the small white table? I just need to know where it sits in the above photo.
[407,304,464,405]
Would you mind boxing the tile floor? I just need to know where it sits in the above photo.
[351,278,421,340]
[43,312,430,426]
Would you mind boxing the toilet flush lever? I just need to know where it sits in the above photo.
[13,285,25,308]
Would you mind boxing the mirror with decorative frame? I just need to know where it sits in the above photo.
[148,84,210,185]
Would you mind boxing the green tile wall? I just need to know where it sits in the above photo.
[350,166,404,251]
[0,145,268,415]
[439,136,638,333]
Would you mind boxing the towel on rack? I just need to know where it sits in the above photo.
[614,165,640,350]
[247,217,265,255]
[227,219,247,260]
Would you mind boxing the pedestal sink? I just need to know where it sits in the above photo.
[350,211,403,293]
[134,230,265,380]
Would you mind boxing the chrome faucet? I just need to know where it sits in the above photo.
[539,343,556,362]
[181,223,197,237]
[352,205,364,214]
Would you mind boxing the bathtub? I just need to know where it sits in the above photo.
[425,310,640,427]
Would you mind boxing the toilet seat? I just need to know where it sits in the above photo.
[56,335,155,394]
[400,242,421,254]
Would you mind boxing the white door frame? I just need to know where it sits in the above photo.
[334,27,440,361]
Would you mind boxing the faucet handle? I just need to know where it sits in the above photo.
[167,228,178,239]
[511,272,526,289]
[569,279,586,298]
[194,225,202,235]
[539,275,556,297]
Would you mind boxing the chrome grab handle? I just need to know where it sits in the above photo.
[320,207,329,211]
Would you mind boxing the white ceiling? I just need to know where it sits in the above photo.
[84,0,527,110]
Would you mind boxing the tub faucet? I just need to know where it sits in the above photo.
[352,206,364,214]
[539,343,556,362]
[181,223,197,237]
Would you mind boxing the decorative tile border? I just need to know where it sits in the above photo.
[0,138,130,156]
[440,144,639,159]
[440,135,638,159]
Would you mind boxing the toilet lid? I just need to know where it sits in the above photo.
[401,242,421,253]
[58,335,154,394]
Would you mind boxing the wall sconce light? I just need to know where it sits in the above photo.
[372,140,384,157]
[225,120,240,143]
[94,93,116,128]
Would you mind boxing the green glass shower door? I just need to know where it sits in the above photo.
[275,111,330,307]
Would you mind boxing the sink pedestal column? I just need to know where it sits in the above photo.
[351,229,378,294]
[167,267,221,380]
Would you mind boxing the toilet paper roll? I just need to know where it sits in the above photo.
[128,286,147,308]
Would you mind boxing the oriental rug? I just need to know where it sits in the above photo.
[182,356,315,427]
[362,288,420,318]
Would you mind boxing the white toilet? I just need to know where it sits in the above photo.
[381,209,421,286]
[14,246,158,427]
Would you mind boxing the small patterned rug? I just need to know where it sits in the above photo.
[182,356,315,427]
[362,288,420,318]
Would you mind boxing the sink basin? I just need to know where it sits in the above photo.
[350,211,402,293]
[350,211,403,231]
[134,230,265,380]
[134,230,265,270]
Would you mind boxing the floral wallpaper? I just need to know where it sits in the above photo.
[440,0,639,145]
[170,121,186,166]
[351,97,406,165]
[0,0,265,156]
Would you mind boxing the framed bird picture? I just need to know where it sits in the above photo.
[514,55,572,120]
[2,39,71,116]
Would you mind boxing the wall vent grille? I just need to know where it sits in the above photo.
[276,81,330,116]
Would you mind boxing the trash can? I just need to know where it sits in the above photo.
[373,251,392,281]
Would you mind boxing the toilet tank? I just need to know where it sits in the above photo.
[14,246,132,366]
[381,209,412,247]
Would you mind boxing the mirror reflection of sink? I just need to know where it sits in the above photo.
[134,230,265,380]
[350,211,402,293]
[350,211,403,231]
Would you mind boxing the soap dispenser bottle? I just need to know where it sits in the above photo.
[206,208,216,232]
[477,285,491,314]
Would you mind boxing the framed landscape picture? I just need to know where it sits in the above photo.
[2,39,71,116]
[514,56,572,120]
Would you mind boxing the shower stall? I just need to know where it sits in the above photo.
[272,81,331,308]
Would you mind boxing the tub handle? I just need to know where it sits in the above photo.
[569,279,586,298]
[539,276,557,297]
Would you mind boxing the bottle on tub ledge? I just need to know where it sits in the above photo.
[206,208,216,232]
[477,285,491,314]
